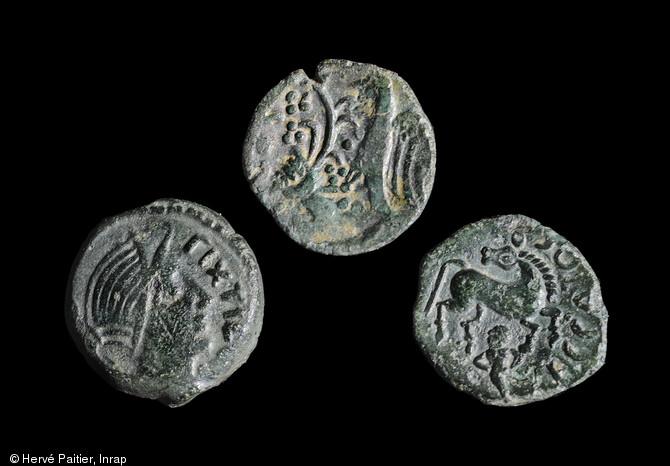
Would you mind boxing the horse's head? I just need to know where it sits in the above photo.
[481,245,519,270]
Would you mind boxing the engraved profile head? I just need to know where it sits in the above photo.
[69,199,265,406]
[84,226,207,375]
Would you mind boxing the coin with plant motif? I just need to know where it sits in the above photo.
[243,59,436,255]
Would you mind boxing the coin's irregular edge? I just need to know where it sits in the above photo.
[66,198,264,407]
[412,214,607,406]
[243,59,436,256]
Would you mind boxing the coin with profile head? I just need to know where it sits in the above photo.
[67,199,263,407]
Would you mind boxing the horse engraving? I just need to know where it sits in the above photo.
[437,232,567,399]
[447,245,545,319]
[418,217,607,405]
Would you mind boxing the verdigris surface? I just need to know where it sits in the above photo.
[413,215,607,406]
[67,199,263,407]
[243,59,436,255]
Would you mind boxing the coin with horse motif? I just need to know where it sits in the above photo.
[67,199,263,407]
[413,215,607,406]
[243,59,436,255]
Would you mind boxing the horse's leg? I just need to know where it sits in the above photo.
[488,352,507,398]
[519,319,539,354]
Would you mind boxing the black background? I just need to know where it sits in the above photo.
[7,10,647,464]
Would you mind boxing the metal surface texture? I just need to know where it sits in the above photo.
[413,214,607,406]
[243,59,436,255]
[67,199,264,407]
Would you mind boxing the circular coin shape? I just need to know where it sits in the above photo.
[243,59,436,255]
[67,199,263,407]
[413,215,607,406]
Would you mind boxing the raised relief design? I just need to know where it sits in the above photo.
[415,216,607,406]
[70,199,264,406]
[85,228,226,375]
[86,230,178,369]
[244,59,436,255]
[275,74,429,216]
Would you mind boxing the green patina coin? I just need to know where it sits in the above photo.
[413,215,608,406]
[243,59,436,255]
[67,199,264,407]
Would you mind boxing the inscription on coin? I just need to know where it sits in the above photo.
[243,59,436,255]
[67,199,263,407]
[413,215,607,406]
